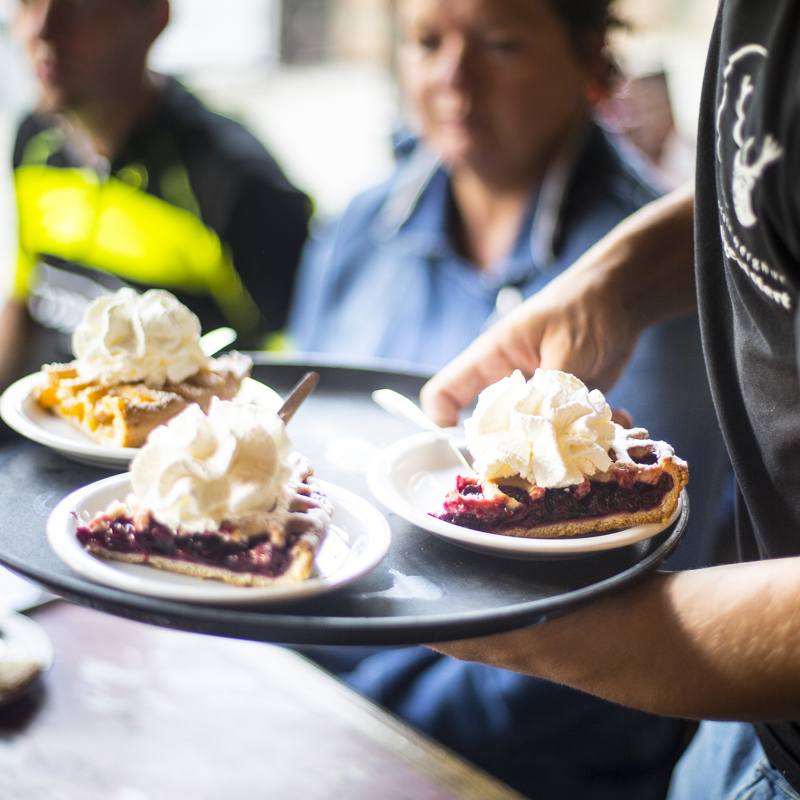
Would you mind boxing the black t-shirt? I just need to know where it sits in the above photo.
[13,78,310,352]
[695,0,800,786]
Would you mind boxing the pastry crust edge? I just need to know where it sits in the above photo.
[83,534,320,587]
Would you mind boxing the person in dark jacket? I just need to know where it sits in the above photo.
[2,0,309,388]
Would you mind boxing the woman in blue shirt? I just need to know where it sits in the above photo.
[289,0,731,797]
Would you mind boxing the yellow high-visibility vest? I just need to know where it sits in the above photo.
[14,135,262,336]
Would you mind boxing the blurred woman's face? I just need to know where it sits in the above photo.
[399,0,598,185]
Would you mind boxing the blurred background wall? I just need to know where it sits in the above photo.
[0,0,719,297]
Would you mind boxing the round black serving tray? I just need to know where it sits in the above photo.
[0,357,688,645]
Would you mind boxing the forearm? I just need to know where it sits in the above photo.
[563,180,697,332]
[421,183,697,425]
[432,556,800,721]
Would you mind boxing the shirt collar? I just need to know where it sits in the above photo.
[527,118,591,269]
[372,120,591,274]
[372,143,448,252]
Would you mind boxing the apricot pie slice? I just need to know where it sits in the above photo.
[437,430,687,539]
[34,353,250,448]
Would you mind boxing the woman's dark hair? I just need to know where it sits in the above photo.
[544,0,622,38]
[545,0,624,89]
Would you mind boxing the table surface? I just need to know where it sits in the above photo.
[0,601,524,800]
[0,358,687,645]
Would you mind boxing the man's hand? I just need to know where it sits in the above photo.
[421,183,697,426]
[426,556,800,722]
[421,261,640,425]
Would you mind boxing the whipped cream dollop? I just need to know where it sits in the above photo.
[72,288,211,386]
[130,398,291,533]
[464,369,616,488]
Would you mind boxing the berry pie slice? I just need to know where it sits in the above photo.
[76,453,332,586]
[437,429,687,539]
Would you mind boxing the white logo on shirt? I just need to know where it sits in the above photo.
[716,45,783,229]
[714,43,791,310]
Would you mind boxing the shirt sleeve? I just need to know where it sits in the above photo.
[222,172,311,336]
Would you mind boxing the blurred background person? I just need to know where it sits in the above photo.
[597,66,697,189]
[289,0,732,798]
[0,0,309,390]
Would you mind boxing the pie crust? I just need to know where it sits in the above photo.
[34,353,250,448]
[76,454,332,586]
[437,431,688,539]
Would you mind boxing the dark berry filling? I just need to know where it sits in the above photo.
[76,514,297,578]
[437,472,674,533]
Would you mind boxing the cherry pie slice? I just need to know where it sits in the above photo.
[437,431,687,539]
[76,454,332,586]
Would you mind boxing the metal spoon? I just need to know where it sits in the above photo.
[199,327,237,357]
[278,371,320,425]
[372,389,474,471]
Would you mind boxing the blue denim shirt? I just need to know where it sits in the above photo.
[290,123,730,569]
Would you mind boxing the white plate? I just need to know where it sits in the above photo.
[47,473,391,605]
[368,432,683,559]
[0,373,283,470]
